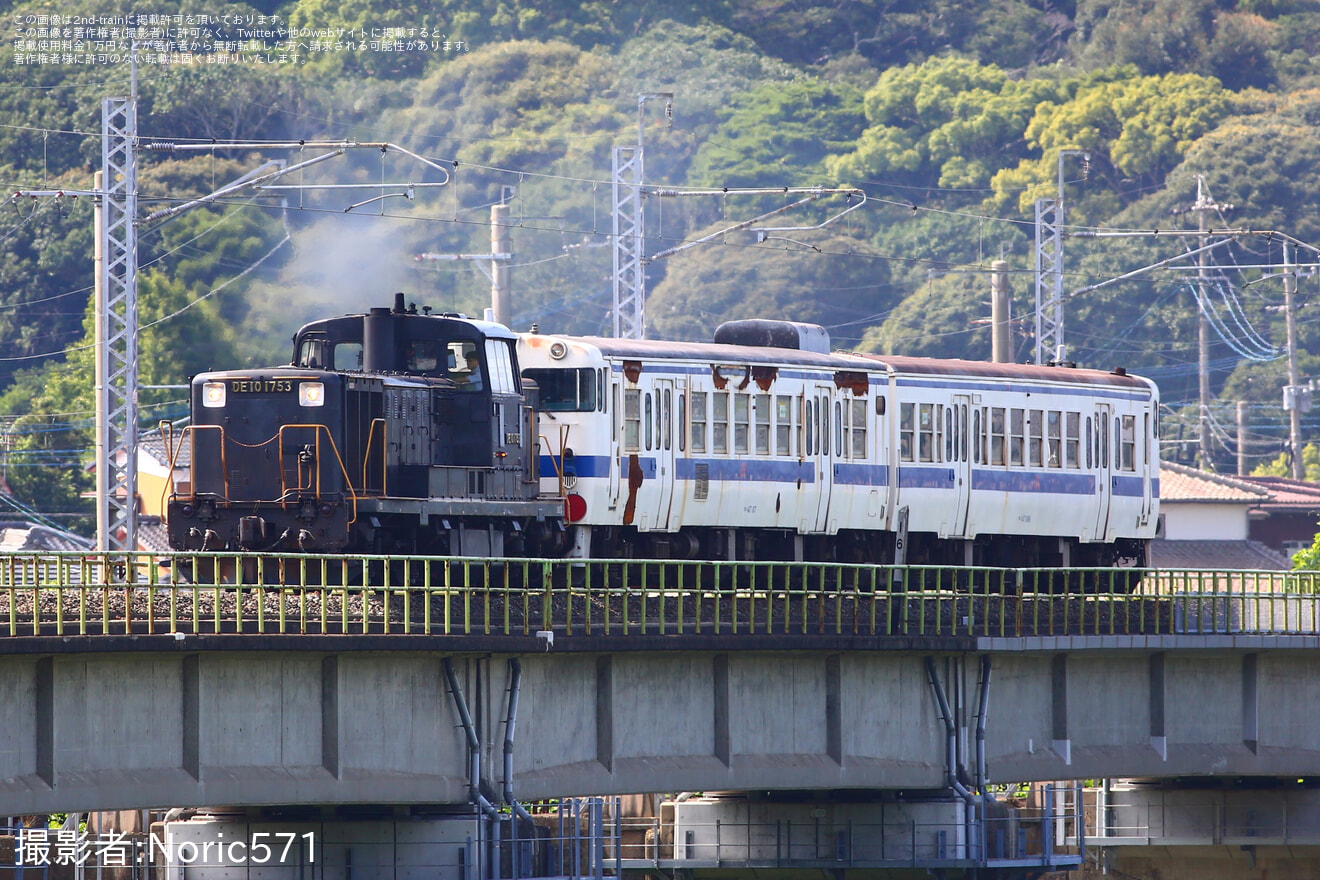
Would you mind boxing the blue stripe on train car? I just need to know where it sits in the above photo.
[898,466,958,489]
[675,458,815,483]
[1112,475,1145,496]
[972,470,1096,495]
[833,463,890,486]
[539,455,613,478]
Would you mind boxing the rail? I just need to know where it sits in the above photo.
[0,553,1318,639]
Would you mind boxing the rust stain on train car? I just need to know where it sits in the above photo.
[622,454,644,525]
[736,366,751,390]
[711,365,729,389]
[623,361,642,383]
[834,371,869,395]
[752,366,778,391]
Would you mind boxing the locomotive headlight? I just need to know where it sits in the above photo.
[299,381,326,406]
[549,341,568,360]
[201,381,226,408]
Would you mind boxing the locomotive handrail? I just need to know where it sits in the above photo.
[361,418,387,496]
[275,424,361,527]
[1,553,1319,640]
[165,424,229,504]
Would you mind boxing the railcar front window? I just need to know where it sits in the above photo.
[525,368,599,411]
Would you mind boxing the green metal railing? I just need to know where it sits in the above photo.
[1,552,1318,639]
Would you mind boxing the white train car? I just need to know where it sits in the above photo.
[518,321,1158,568]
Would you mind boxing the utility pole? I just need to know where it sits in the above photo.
[491,202,512,326]
[1186,176,1231,471]
[991,260,1011,363]
[1283,242,1307,479]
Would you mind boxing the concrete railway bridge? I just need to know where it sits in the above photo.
[1,553,1318,817]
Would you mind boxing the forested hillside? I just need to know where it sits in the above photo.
[4,0,1320,526]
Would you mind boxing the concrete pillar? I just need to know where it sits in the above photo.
[991,259,1011,363]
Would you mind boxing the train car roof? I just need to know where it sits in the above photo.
[523,334,1156,392]
[852,353,1156,391]
[296,311,517,341]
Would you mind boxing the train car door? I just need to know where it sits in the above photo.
[643,378,676,530]
[809,385,834,532]
[1091,403,1113,541]
[608,373,622,509]
[950,394,973,536]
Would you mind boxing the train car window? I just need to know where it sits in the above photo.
[644,393,654,450]
[777,396,793,456]
[973,408,982,464]
[406,339,440,373]
[1028,409,1043,467]
[1009,408,1025,466]
[663,388,672,451]
[899,403,914,462]
[713,393,729,454]
[819,395,830,455]
[1047,411,1062,467]
[1144,413,1151,466]
[623,389,641,452]
[1085,416,1093,469]
[734,393,750,454]
[918,403,934,462]
[806,399,816,455]
[961,404,969,461]
[690,392,706,453]
[851,399,868,459]
[1101,417,1110,468]
[333,342,363,371]
[612,384,619,442]
[481,341,514,394]
[298,338,328,369]
[990,407,1005,465]
[1120,415,1136,471]
[678,393,686,452]
[944,406,954,462]
[1066,412,1081,468]
[599,369,607,412]
[523,368,598,411]
[755,394,771,454]
[835,402,843,457]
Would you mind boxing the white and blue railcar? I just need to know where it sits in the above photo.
[518,321,1158,568]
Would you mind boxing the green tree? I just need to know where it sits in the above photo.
[689,79,866,189]
[989,71,1236,216]
[827,56,1070,193]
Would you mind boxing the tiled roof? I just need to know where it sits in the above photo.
[1150,539,1290,570]
[0,521,94,552]
[140,430,190,468]
[1158,461,1272,503]
[135,517,172,554]
[1236,475,1320,511]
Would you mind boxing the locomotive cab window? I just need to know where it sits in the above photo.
[297,338,329,369]
[523,368,598,411]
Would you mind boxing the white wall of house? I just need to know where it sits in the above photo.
[1161,502,1252,541]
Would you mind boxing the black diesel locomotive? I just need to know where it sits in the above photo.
[167,294,567,556]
